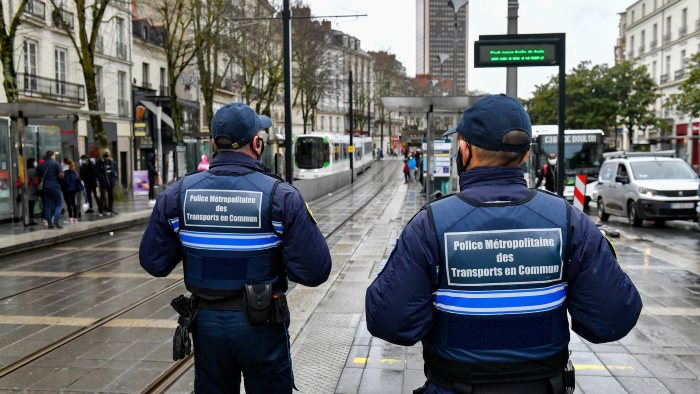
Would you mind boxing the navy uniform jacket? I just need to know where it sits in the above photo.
[140,152,332,287]
[366,166,642,346]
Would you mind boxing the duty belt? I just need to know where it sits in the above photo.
[192,292,245,311]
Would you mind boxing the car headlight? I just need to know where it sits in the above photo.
[639,187,660,196]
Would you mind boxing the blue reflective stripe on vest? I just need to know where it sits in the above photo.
[179,230,282,251]
[433,283,568,315]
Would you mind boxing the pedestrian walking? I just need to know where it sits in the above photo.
[197,155,210,172]
[147,152,159,206]
[408,155,416,182]
[79,155,98,213]
[403,160,409,183]
[535,152,558,193]
[366,94,642,394]
[140,102,332,393]
[95,150,119,216]
[35,151,64,229]
[61,160,79,223]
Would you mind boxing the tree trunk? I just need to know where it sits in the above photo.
[1,39,18,103]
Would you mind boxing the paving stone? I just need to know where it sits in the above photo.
[571,352,610,376]
[101,368,162,393]
[659,378,700,393]
[401,368,426,394]
[345,346,370,368]
[335,368,363,394]
[66,368,125,392]
[0,366,59,390]
[616,377,672,394]
[597,353,654,377]
[635,354,698,379]
[575,376,628,394]
[29,367,91,390]
[357,369,403,394]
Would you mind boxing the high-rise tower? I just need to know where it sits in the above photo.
[416,0,469,95]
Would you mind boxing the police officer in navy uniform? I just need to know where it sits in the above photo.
[365,95,642,394]
[140,102,332,393]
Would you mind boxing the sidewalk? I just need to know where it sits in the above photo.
[0,195,154,255]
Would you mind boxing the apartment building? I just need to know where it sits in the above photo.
[624,0,700,167]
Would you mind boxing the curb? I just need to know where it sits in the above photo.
[0,210,153,256]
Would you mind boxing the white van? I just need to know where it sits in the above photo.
[596,151,700,227]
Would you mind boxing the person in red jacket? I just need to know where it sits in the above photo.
[403,160,409,183]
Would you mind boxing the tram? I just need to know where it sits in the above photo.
[293,132,373,179]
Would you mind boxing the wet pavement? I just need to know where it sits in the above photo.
[1,162,700,393]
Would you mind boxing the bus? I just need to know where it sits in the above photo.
[526,126,605,207]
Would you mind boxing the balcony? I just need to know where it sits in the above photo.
[16,73,84,104]
[650,39,658,50]
[159,85,169,96]
[675,69,685,80]
[118,99,129,117]
[51,8,73,30]
[663,33,672,45]
[116,43,127,60]
[638,45,645,56]
[23,0,45,21]
[219,77,234,92]
[141,81,152,89]
[628,50,634,59]
[95,35,103,54]
[660,73,670,84]
[679,26,687,39]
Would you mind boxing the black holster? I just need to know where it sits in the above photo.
[170,295,198,361]
[243,284,288,325]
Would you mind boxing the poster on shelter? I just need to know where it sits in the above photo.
[133,170,150,196]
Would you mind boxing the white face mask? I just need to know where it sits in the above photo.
[548,158,557,166]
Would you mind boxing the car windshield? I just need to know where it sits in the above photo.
[630,160,697,180]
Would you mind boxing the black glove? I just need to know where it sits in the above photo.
[170,295,198,361]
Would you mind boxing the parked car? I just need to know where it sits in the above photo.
[596,151,700,227]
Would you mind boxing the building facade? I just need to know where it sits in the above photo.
[416,0,469,95]
[624,0,700,168]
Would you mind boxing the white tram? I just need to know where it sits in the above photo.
[293,132,373,179]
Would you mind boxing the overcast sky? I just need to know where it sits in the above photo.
[304,0,632,99]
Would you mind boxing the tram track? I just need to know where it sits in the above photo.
[141,161,400,394]
[0,160,401,391]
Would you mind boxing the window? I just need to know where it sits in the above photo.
[160,67,166,92]
[118,71,126,102]
[116,18,124,46]
[642,3,646,17]
[667,16,672,34]
[653,61,657,81]
[336,117,341,132]
[333,143,340,161]
[653,24,658,40]
[653,0,657,10]
[616,164,628,181]
[682,8,687,27]
[631,10,635,23]
[55,47,66,95]
[142,25,149,40]
[666,55,671,73]
[641,30,645,46]
[24,40,37,91]
[142,63,149,86]
[681,50,686,70]
[295,137,329,169]
[319,116,325,130]
[95,65,102,95]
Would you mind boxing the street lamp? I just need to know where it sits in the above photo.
[430,79,440,96]
[437,53,450,95]
[447,0,469,96]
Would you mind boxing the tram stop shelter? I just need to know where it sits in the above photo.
[0,102,107,226]
[380,96,484,198]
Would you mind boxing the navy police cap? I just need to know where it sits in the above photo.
[211,102,272,149]
[443,94,532,153]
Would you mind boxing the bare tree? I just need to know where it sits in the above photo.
[193,0,235,127]
[0,0,29,102]
[291,5,336,133]
[371,50,403,151]
[47,0,114,150]
[143,0,197,141]
[229,0,283,118]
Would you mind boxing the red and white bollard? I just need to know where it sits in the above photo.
[573,175,587,210]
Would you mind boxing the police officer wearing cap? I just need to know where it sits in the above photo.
[365,95,642,394]
[140,102,332,393]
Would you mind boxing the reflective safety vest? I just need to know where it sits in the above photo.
[174,170,287,299]
[424,190,570,385]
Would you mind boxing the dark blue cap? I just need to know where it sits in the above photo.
[443,94,532,153]
[211,102,272,149]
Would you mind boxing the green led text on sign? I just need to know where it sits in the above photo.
[476,42,558,68]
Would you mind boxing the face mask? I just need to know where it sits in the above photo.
[548,158,557,166]
[456,141,472,177]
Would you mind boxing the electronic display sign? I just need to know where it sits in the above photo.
[474,34,563,68]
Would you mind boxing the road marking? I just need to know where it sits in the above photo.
[0,315,177,328]
[53,247,140,252]
[0,271,182,280]
[644,306,700,316]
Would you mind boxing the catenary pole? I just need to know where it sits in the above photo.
[506,0,518,97]
[349,70,354,184]
[283,0,293,184]
[557,34,566,197]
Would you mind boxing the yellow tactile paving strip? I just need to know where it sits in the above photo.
[351,358,635,371]
[0,271,182,279]
[0,315,177,328]
[53,247,140,252]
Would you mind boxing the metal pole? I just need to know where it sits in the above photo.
[557,35,566,197]
[156,100,163,182]
[426,105,434,198]
[349,70,354,184]
[453,13,458,96]
[506,0,518,98]
[283,0,293,184]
